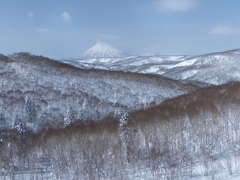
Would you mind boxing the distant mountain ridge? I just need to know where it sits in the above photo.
[62,48,240,86]
[74,42,127,59]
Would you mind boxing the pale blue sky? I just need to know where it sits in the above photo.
[0,0,240,58]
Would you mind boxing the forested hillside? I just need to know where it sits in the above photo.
[0,81,240,179]
[0,53,196,131]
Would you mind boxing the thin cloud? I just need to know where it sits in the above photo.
[28,11,34,18]
[210,26,240,35]
[36,28,49,33]
[61,11,71,22]
[154,0,198,12]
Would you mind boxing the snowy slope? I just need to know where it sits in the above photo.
[62,48,240,86]
[0,53,196,130]
[162,49,240,85]
[4,82,240,180]
[63,55,190,75]
[2,49,240,179]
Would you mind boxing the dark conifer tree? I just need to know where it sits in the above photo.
[0,112,6,143]
[25,97,37,123]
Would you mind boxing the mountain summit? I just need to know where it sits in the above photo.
[78,42,125,59]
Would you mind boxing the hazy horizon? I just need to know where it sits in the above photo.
[1,0,240,59]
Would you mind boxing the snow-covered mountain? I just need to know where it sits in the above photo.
[162,49,240,85]
[3,48,240,129]
[2,49,240,179]
[62,55,190,77]
[0,52,196,130]
[62,48,240,86]
[74,42,126,59]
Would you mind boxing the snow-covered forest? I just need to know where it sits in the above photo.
[0,81,240,179]
[1,53,240,179]
[0,53,195,131]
